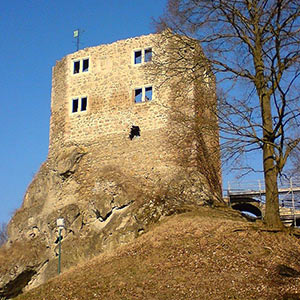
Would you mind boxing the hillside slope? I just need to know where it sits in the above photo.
[16,208,300,300]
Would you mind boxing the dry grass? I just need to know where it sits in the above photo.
[16,207,300,300]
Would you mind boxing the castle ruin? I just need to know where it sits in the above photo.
[3,32,222,294]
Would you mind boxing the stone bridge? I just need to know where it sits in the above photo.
[226,179,300,226]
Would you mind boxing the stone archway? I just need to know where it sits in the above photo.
[232,203,262,218]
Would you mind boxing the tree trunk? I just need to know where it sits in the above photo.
[263,143,283,228]
[254,31,283,227]
[259,88,283,228]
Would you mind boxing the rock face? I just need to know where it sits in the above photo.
[1,33,222,298]
[3,146,215,298]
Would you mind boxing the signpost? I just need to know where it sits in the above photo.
[56,218,65,274]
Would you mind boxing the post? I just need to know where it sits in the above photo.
[227,181,231,206]
[73,29,80,51]
[290,178,296,226]
[58,227,62,274]
[258,180,263,206]
[56,218,65,275]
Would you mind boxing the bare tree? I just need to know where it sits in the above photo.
[156,0,300,228]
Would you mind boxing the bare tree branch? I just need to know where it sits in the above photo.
[154,0,300,228]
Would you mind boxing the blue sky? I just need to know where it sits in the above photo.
[0,0,168,224]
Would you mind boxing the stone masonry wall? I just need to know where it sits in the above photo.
[50,34,169,151]
[48,34,180,202]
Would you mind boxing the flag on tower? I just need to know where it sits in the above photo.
[73,30,79,38]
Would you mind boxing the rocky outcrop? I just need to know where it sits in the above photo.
[0,235,49,299]
[0,267,37,299]
[0,145,217,299]
[56,146,87,178]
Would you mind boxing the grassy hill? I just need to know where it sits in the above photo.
[15,207,300,300]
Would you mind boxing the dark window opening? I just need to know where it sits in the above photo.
[145,86,152,101]
[134,50,142,64]
[73,61,80,74]
[135,88,143,103]
[72,99,79,113]
[129,125,140,140]
[81,97,87,111]
[82,59,89,72]
[145,48,152,62]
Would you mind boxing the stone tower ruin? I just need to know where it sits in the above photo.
[49,33,180,191]
[48,32,221,200]
[4,32,222,293]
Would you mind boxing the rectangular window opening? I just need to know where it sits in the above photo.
[135,88,143,103]
[145,86,153,101]
[82,59,89,72]
[81,97,87,111]
[72,99,79,113]
[134,50,142,64]
[144,48,152,62]
[73,61,80,74]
